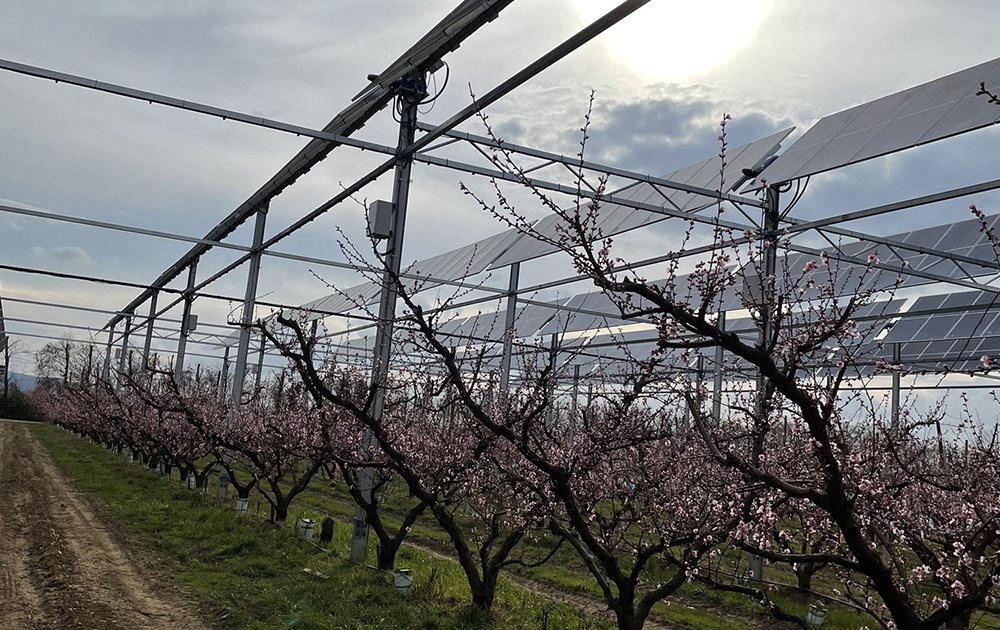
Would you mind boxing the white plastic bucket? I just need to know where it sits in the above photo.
[299,518,315,540]
[126,452,134,464]
[806,603,827,626]
[235,497,249,512]
[393,569,413,596]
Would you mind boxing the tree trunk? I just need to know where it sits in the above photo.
[470,572,498,610]
[795,562,824,592]
[196,467,214,489]
[272,501,288,522]
[377,540,402,571]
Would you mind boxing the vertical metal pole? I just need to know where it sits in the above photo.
[499,262,520,392]
[254,333,267,393]
[219,347,231,397]
[689,354,705,429]
[351,78,424,563]
[749,186,780,583]
[891,342,901,435]
[712,311,726,424]
[174,260,199,383]
[218,203,268,499]
[0,284,7,400]
[117,315,132,389]
[547,333,559,419]
[142,291,158,370]
[85,344,94,388]
[230,203,269,410]
[103,325,115,383]
[572,364,581,412]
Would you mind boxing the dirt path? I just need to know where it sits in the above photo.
[0,421,210,630]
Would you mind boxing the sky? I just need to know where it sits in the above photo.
[2,0,1000,396]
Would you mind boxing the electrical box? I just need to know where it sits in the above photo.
[187,314,199,333]
[368,200,393,240]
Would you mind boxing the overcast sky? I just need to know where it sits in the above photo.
[2,0,1000,379]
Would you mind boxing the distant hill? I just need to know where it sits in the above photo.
[6,372,38,392]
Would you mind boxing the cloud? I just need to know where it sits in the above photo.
[30,245,94,265]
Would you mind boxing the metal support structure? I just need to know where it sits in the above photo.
[351,79,423,563]
[117,315,132,389]
[0,284,8,401]
[218,202,269,499]
[891,342,901,434]
[572,364,581,412]
[102,325,114,383]
[230,203,269,410]
[254,333,267,392]
[749,186,780,583]
[219,347,231,397]
[174,261,199,382]
[547,333,559,419]
[499,262,520,391]
[712,312,726,424]
[690,354,705,429]
[141,291,158,369]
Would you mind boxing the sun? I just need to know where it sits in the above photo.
[571,0,772,82]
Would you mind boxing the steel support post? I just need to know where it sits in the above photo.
[547,333,558,420]
[219,202,268,499]
[351,80,423,563]
[712,311,726,424]
[254,332,267,392]
[689,354,705,430]
[219,347,231,397]
[230,203,269,408]
[572,364,581,412]
[103,325,115,383]
[499,262,520,392]
[141,290,158,370]
[174,260,199,383]
[85,344,94,388]
[891,342,901,435]
[117,315,132,389]
[749,186,780,583]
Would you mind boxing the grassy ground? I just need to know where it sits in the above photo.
[289,468,1000,630]
[36,425,1000,630]
[29,423,611,630]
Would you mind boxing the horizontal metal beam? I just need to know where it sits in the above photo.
[785,178,1000,236]
[784,242,1000,295]
[416,122,766,208]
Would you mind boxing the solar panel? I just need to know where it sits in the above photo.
[884,289,1000,343]
[759,56,1000,184]
[352,0,511,101]
[487,129,791,269]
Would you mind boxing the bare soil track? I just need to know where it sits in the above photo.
[0,420,209,630]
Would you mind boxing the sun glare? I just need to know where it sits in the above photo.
[572,0,772,82]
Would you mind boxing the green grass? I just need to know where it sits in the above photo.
[29,423,610,630]
[38,425,1000,630]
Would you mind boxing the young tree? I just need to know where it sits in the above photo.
[264,317,551,609]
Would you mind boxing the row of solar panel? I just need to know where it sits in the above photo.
[757,56,1000,184]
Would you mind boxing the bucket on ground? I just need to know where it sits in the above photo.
[393,568,413,596]
[235,497,249,512]
[806,602,827,626]
[126,452,134,464]
[299,518,315,540]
